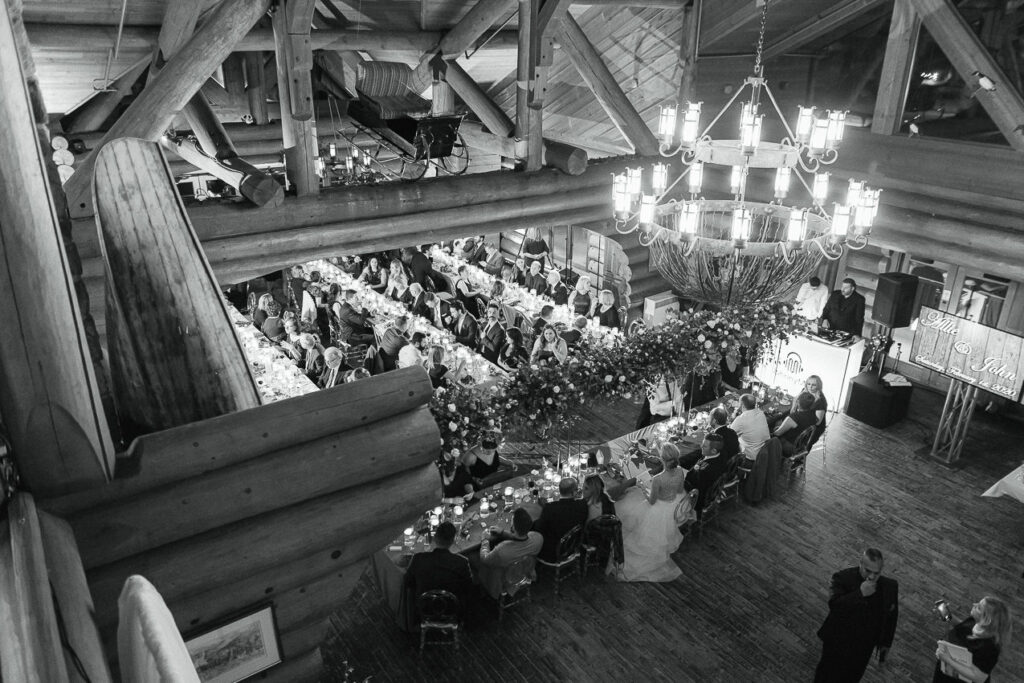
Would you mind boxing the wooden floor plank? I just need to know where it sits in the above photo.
[321,389,1024,682]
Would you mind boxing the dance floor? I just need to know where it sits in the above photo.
[321,389,1024,682]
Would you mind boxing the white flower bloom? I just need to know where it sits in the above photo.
[697,334,706,342]
[704,340,712,348]
[604,375,613,383]
[619,375,626,382]
[553,386,560,393]
[546,398,553,404]
[448,403,457,412]
[449,421,458,431]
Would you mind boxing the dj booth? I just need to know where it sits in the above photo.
[760,332,864,413]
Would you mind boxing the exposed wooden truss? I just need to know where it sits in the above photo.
[872,0,921,134]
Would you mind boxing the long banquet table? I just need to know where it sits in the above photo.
[227,302,318,403]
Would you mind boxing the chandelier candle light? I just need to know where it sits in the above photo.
[609,0,880,307]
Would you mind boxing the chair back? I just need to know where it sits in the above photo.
[416,589,460,623]
[701,475,727,515]
[585,514,624,566]
[792,426,816,455]
[501,555,536,597]
[556,524,584,562]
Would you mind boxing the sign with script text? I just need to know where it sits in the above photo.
[910,307,1024,401]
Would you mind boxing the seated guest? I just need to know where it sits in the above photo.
[318,346,350,389]
[261,301,286,341]
[345,367,371,382]
[425,344,452,388]
[252,293,273,328]
[708,407,741,462]
[298,333,325,380]
[383,260,409,301]
[531,325,568,365]
[482,243,506,276]
[591,289,621,329]
[583,474,616,521]
[489,278,510,305]
[405,522,473,616]
[469,436,502,479]
[478,508,543,600]
[422,292,451,329]
[453,265,482,311]
[500,263,516,285]
[496,328,528,372]
[546,271,569,307]
[679,369,722,412]
[357,256,389,293]
[441,456,478,499]
[378,316,410,370]
[730,393,771,460]
[398,332,427,369]
[449,301,479,348]
[338,255,362,277]
[523,261,547,296]
[560,316,588,347]
[403,282,428,317]
[507,258,527,286]
[568,275,592,317]
[774,391,820,455]
[533,478,588,563]
[684,434,731,513]
[792,375,828,426]
[478,304,506,363]
[532,305,555,336]
[334,290,376,346]
[719,348,748,394]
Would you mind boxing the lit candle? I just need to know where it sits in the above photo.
[404,527,415,547]
[480,499,490,515]
[504,486,514,498]
[429,514,439,528]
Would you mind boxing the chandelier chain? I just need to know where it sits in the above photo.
[753,0,769,77]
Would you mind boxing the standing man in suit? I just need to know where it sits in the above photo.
[819,277,866,338]
[815,548,899,682]
[402,246,435,289]
[533,478,588,563]
[405,522,473,619]
[479,303,506,363]
[449,301,479,348]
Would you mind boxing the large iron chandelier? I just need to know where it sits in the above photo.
[611,0,880,307]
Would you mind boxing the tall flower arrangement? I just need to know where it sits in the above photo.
[500,360,587,432]
[428,383,500,465]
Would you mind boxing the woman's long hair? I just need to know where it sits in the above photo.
[974,596,1013,648]
[583,474,605,506]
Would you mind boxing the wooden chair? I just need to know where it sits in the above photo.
[695,475,728,537]
[536,524,584,596]
[417,590,461,652]
[784,426,817,481]
[718,454,745,509]
[581,514,623,576]
[498,555,535,621]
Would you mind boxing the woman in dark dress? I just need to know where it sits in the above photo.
[425,345,450,389]
[592,289,622,329]
[358,256,389,293]
[933,596,1010,683]
[468,436,502,480]
[719,347,748,393]
[568,275,592,317]
[496,328,527,372]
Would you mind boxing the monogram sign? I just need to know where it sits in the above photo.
[910,307,1024,401]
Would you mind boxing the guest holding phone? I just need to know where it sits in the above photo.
[933,596,1011,683]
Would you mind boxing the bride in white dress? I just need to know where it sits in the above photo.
[612,443,695,582]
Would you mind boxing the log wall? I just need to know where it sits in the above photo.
[38,366,440,681]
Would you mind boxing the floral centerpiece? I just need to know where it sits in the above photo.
[428,383,500,468]
[500,360,588,436]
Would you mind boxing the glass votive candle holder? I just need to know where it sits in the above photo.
[504,486,514,498]
[403,527,415,548]
[433,506,443,518]
[429,514,439,529]
[454,505,463,523]
[480,499,490,515]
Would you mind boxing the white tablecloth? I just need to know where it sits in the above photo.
[983,465,1024,504]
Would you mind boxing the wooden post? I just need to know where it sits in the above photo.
[92,139,260,438]
[872,0,921,134]
[272,0,319,196]
[906,0,1024,150]
[558,15,660,155]
[676,0,700,112]
[63,0,272,217]
[222,53,248,106]
[245,51,270,124]
[0,3,115,495]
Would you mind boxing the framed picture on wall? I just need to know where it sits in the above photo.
[185,605,282,683]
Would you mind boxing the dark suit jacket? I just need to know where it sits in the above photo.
[335,302,370,341]
[405,548,474,614]
[406,250,435,287]
[483,250,505,276]
[684,453,731,511]
[523,272,547,296]
[406,292,428,318]
[714,425,741,461]
[821,290,866,336]
[425,301,451,329]
[507,266,526,286]
[478,320,506,361]
[452,314,479,348]
[817,567,899,650]
[533,498,588,562]
[532,316,551,337]
[379,327,408,357]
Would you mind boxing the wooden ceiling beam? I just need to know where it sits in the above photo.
[557,14,660,155]
[872,0,921,134]
[761,0,889,60]
[272,0,319,196]
[699,0,763,50]
[61,57,149,134]
[23,24,518,54]
[572,0,687,6]
[64,0,272,217]
[906,0,1024,150]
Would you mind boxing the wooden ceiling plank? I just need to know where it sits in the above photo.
[557,14,659,154]
[62,57,149,133]
[762,0,888,60]
[573,0,686,6]
[699,0,763,50]
[872,0,921,134]
[905,0,1024,150]
[64,0,273,216]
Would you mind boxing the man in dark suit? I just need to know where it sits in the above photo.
[533,478,588,563]
[478,303,506,363]
[819,277,866,337]
[532,305,555,337]
[449,301,479,348]
[710,407,741,461]
[402,246,435,288]
[335,290,376,345]
[404,522,473,618]
[523,261,547,296]
[422,292,451,330]
[815,548,899,683]
[683,434,731,514]
[403,283,428,317]
[378,316,409,371]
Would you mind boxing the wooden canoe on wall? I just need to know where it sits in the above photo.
[92,138,260,438]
